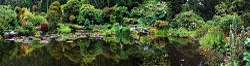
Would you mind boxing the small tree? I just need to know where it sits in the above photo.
[47,1,62,31]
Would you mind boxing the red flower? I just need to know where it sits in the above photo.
[41,21,48,32]
[22,21,28,25]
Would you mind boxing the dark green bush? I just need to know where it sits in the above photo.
[48,1,62,31]
[215,0,249,15]
[194,24,213,39]
[77,4,103,26]
[168,27,190,37]
[131,1,172,26]
[115,27,130,35]
[0,5,16,30]
[207,13,244,29]
[172,10,205,29]
[62,0,81,22]
[241,12,250,26]
[110,5,129,24]
[81,0,144,9]
[48,1,62,22]
[199,26,227,53]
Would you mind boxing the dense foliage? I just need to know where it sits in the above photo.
[0,0,249,65]
[110,5,129,24]
[48,1,61,31]
[0,5,16,30]
[207,13,244,29]
[62,0,81,23]
[77,4,103,25]
[131,0,171,26]
[172,10,204,29]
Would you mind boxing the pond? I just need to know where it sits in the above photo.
[0,36,203,66]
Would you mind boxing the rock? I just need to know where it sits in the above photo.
[9,31,15,35]
[55,38,64,42]
[120,26,123,33]
[0,35,2,40]
[23,39,32,44]
[135,26,138,31]
[66,41,73,43]
[143,44,149,50]
[5,38,15,41]
[40,40,49,44]
[15,38,23,43]
[142,28,148,32]
[4,32,15,39]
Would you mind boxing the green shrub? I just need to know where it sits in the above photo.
[25,15,45,26]
[168,27,190,37]
[57,23,72,34]
[154,20,168,29]
[81,0,143,9]
[0,5,16,30]
[241,12,250,26]
[48,1,62,31]
[131,1,172,25]
[48,1,61,22]
[22,24,36,32]
[207,14,244,29]
[77,4,103,26]
[110,5,129,24]
[155,27,168,35]
[194,24,214,39]
[172,10,204,29]
[215,0,249,15]
[62,0,81,22]
[121,27,130,35]
[123,17,138,25]
[199,26,227,53]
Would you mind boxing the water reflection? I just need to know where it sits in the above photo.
[0,36,202,66]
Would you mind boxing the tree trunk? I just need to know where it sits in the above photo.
[46,0,48,13]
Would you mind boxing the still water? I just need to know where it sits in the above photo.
[0,36,202,66]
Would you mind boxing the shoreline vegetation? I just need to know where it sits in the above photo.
[0,0,249,66]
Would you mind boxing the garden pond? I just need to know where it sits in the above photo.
[0,36,203,66]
